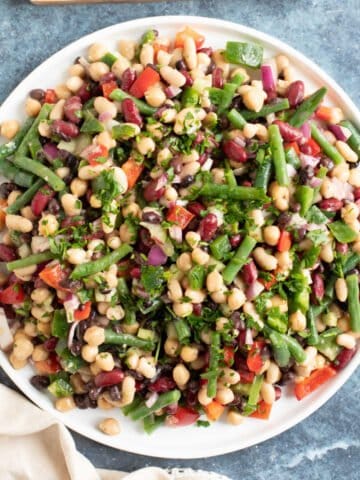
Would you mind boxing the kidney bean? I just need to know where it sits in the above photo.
[353,187,360,200]
[229,234,242,249]
[139,228,154,249]
[143,179,166,202]
[199,213,218,242]
[242,260,258,284]
[222,139,248,163]
[318,198,343,211]
[311,273,324,300]
[198,153,208,165]
[99,72,116,85]
[273,120,303,142]
[43,336,58,351]
[179,69,193,86]
[0,244,17,262]
[332,347,357,371]
[187,201,206,216]
[130,266,141,279]
[121,68,136,92]
[76,82,92,102]
[192,303,202,316]
[336,242,349,254]
[287,80,305,107]
[30,89,45,102]
[51,120,79,141]
[149,376,176,393]
[94,369,125,388]
[121,98,143,127]
[31,185,55,216]
[212,67,224,88]
[64,96,82,124]
[30,375,50,390]
[274,386,282,401]
[198,47,213,56]
[142,211,162,224]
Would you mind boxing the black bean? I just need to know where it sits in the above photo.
[30,375,50,390]
[320,157,334,170]
[141,211,162,224]
[73,393,92,409]
[88,385,102,401]
[175,60,187,71]
[70,340,82,356]
[278,371,295,386]
[277,212,291,229]
[109,385,121,401]
[0,182,17,199]
[29,89,45,102]
[48,199,61,214]
[179,175,195,188]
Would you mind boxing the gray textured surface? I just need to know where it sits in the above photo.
[0,0,360,478]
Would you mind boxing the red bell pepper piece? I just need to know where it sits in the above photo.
[167,406,200,427]
[39,263,69,292]
[204,400,225,421]
[121,157,144,190]
[315,106,333,122]
[44,89,58,104]
[0,283,25,304]
[74,301,92,321]
[223,346,235,367]
[166,205,195,230]
[259,273,277,290]
[305,137,321,156]
[129,66,160,99]
[34,353,61,374]
[284,141,300,155]
[277,230,292,252]
[102,80,118,99]
[246,341,266,374]
[250,400,272,420]
[294,366,337,400]
[174,27,205,49]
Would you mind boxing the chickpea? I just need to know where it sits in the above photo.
[227,410,244,425]
[68,64,85,78]
[269,181,289,211]
[24,321,37,337]
[261,382,276,405]
[173,302,193,317]
[180,345,199,363]
[216,387,234,405]
[212,49,230,77]
[191,247,210,266]
[164,338,180,357]
[269,294,288,313]
[61,193,82,216]
[160,66,186,88]
[55,396,76,413]
[241,86,266,112]
[198,386,212,406]
[81,344,98,363]
[206,270,223,293]
[98,418,120,436]
[184,287,206,304]
[31,304,54,323]
[137,356,156,379]
[266,361,281,384]
[6,214,33,233]
[31,288,51,304]
[25,97,41,117]
[145,85,166,108]
[290,310,307,332]
[174,107,206,135]
[185,231,201,249]
[1,120,19,140]
[336,333,356,350]
[49,99,65,120]
[177,252,192,272]
[66,247,87,265]
[349,168,360,187]
[335,278,348,302]
[106,306,125,321]
[66,76,84,93]
[118,39,136,60]
[94,96,117,119]
[111,55,131,78]
[70,178,87,197]
[88,42,108,62]
[126,350,140,370]
[341,202,359,225]
[84,326,105,347]
[220,368,241,386]
[95,352,115,372]
[136,136,156,156]
[227,288,246,310]
[55,83,71,100]
[119,223,135,243]
[160,109,177,124]
[32,344,49,362]
[88,62,110,82]
[38,214,59,237]
[331,162,350,182]
[263,225,281,246]
[173,363,190,387]
[9,353,26,369]
[211,288,228,304]
[253,247,278,271]
[13,337,34,361]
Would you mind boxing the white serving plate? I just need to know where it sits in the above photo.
[0,15,359,459]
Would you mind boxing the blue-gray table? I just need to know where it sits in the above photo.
[1,0,359,478]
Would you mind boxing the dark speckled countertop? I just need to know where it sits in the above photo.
[0,1,359,478]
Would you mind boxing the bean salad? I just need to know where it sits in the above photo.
[0,26,359,434]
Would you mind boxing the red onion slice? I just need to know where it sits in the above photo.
[300,153,320,169]
[98,111,113,123]
[168,225,183,243]
[261,64,276,94]
[165,86,182,98]
[309,176,322,188]
[145,392,159,408]
[244,328,254,345]
[43,143,60,162]
[328,124,351,142]
[300,122,311,139]
[148,245,168,266]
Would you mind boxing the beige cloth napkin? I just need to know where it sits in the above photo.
[0,384,230,480]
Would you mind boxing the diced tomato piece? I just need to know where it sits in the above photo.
[74,301,92,321]
[39,263,69,292]
[167,406,200,427]
[81,144,108,166]
[0,198,7,230]
[174,27,205,49]
[250,400,272,420]
[223,346,235,367]
[294,366,337,400]
[259,273,277,290]
[102,80,118,99]
[121,157,144,190]
[238,368,255,384]
[0,283,25,304]
[246,341,266,374]
[166,205,195,230]
[44,89,58,104]
[129,66,160,99]
[305,138,321,156]
[284,141,300,155]
[34,354,61,374]
[204,400,225,421]
[315,106,333,122]
[277,230,292,252]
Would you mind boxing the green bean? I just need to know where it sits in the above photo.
[71,244,132,279]
[282,335,306,363]
[227,108,247,129]
[307,307,320,346]
[295,185,314,216]
[122,397,142,416]
[218,74,244,114]
[254,150,272,191]
[143,414,164,434]
[14,104,52,159]
[310,123,344,165]
[223,235,257,285]
[242,374,263,416]
[268,124,289,186]
[104,329,155,350]
[129,390,181,421]
[268,330,291,367]
[7,251,55,272]
[197,183,269,202]
[11,157,65,192]
[289,87,327,128]
[240,99,290,121]
[342,253,360,275]
[0,159,35,187]
[109,88,156,115]
[0,118,34,161]
[340,120,360,155]
[206,331,221,399]
[6,178,44,214]
[224,160,237,187]
[174,319,191,343]
[346,274,360,332]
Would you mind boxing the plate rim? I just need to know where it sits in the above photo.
[0,15,359,459]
